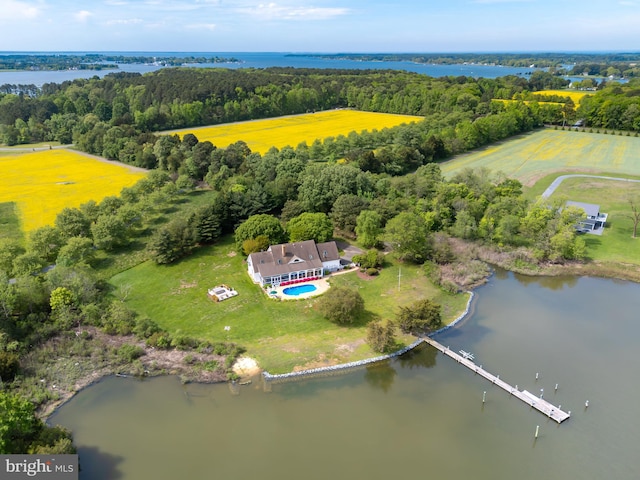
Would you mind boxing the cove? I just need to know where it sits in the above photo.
[49,271,640,480]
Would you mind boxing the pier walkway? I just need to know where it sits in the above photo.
[423,337,570,424]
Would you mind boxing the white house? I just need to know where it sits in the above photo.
[247,240,341,286]
[566,201,608,234]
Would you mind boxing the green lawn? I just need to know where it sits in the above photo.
[543,176,640,264]
[0,202,24,245]
[440,129,640,186]
[109,236,469,373]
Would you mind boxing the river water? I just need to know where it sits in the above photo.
[49,271,640,480]
[0,52,538,86]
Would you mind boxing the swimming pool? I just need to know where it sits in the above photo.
[283,284,317,296]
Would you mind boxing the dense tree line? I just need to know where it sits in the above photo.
[296,52,640,69]
[577,80,640,131]
[0,67,569,148]
[568,63,640,79]
[0,54,239,72]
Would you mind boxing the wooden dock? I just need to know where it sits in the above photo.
[422,337,570,424]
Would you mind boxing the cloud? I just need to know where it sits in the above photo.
[238,3,351,20]
[471,0,532,4]
[0,0,41,20]
[186,23,217,31]
[105,18,144,25]
[74,10,93,22]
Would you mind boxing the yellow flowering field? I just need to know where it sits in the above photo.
[440,129,640,186]
[0,149,146,233]
[168,110,423,154]
[534,90,592,106]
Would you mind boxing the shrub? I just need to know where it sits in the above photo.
[0,351,20,381]
[200,360,219,372]
[146,332,172,349]
[396,298,442,334]
[117,344,145,362]
[317,286,364,324]
[170,333,198,350]
[353,249,384,269]
[365,267,379,276]
[183,354,195,365]
[133,317,162,339]
[366,320,396,353]
[101,301,137,336]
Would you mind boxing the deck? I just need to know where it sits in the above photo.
[422,337,570,424]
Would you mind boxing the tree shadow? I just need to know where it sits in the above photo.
[363,360,397,393]
[512,271,578,290]
[78,445,124,480]
[396,342,437,370]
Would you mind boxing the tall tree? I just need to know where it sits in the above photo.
[355,210,383,249]
[626,199,640,238]
[385,212,431,263]
[331,194,370,234]
[317,286,365,324]
[287,212,334,243]
[55,208,91,239]
[234,214,286,253]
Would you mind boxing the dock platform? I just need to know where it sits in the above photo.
[423,337,570,423]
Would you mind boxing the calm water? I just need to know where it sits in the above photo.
[0,52,538,86]
[50,271,640,480]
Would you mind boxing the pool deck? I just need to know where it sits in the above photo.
[270,278,330,300]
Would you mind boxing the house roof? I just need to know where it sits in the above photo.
[316,241,340,262]
[566,201,600,218]
[249,240,338,279]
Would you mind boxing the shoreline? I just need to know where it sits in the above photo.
[41,256,638,420]
[262,291,476,382]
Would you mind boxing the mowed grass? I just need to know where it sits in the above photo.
[0,149,146,233]
[167,110,423,154]
[0,202,23,244]
[541,176,640,264]
[109,236,469,373]
[440,129,640,186]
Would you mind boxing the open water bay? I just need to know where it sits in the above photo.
[50,271,640,480]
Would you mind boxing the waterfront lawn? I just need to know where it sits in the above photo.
[109,236,469,373]
[545,176,640,265]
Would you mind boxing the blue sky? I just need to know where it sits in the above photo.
[1,0,639,52]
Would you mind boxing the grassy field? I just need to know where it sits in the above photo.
[109,236,469,373]
[0,202,23,244]
[166,110,423,154]
[0,149,146,233]
[540,176,640,264]
[440,129,640,186]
